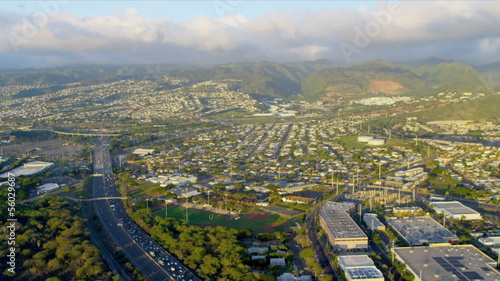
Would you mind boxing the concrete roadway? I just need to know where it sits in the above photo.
[92,145,199,281]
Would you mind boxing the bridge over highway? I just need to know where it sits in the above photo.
[64,196,128,202]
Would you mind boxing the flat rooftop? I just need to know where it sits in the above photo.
[338,255,375,268]
[430,201,480,216]
[394,244,500,281]
[387,216,458,245]
[320,202,367,239]
[363,214,385,230]
[345,267,384,280]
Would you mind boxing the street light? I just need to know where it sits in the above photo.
[146,198,149,210]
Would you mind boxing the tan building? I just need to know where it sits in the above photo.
[319,202,368,251]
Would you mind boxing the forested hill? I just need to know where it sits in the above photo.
[1,59,496,102]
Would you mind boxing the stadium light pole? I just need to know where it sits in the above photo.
[165,200,168,218]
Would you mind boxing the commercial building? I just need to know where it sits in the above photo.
[387,216,458,246]
[395,167,425,178]
[392,206,423,215]
[430,201,482,220]
[0,161,53,178]
[319,202,368,251]
[363,213,386,232]
[394,244,500,281]
[338,255,384,281]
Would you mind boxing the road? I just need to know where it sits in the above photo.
[305,203,340,281]
[91,141,200,281]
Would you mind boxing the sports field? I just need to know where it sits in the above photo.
[226,213,297,233]
[153,206,229,226]
[153,206,297,233]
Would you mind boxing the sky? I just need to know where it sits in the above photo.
[1,0,500,69]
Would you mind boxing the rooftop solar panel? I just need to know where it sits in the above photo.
[462,271,484,280]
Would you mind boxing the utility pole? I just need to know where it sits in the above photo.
[185,192,189,223]
[336,178,339,195]
[331,171,334,188]
[165,200,168,218]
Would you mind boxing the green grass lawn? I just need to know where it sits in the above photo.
[127,182,160,198]
[225,213,294,233]
[153,206,228,226]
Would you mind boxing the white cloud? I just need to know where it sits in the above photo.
[479,38,500,53]
[1,1,500,67]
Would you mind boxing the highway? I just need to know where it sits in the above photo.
[91,141,200,281]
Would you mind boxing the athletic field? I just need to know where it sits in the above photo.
[153,205,229,226]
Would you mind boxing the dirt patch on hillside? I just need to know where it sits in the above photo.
[326,83,361,96]
[368,80,408,95]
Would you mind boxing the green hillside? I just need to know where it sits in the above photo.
[419,62,492,93]
[408,94,500,121]
[473,62,500,91]
[301,60,429,101]
[165,60,334,98]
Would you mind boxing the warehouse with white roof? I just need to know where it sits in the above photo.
[430,201,482,220]
[319,202,368,251]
